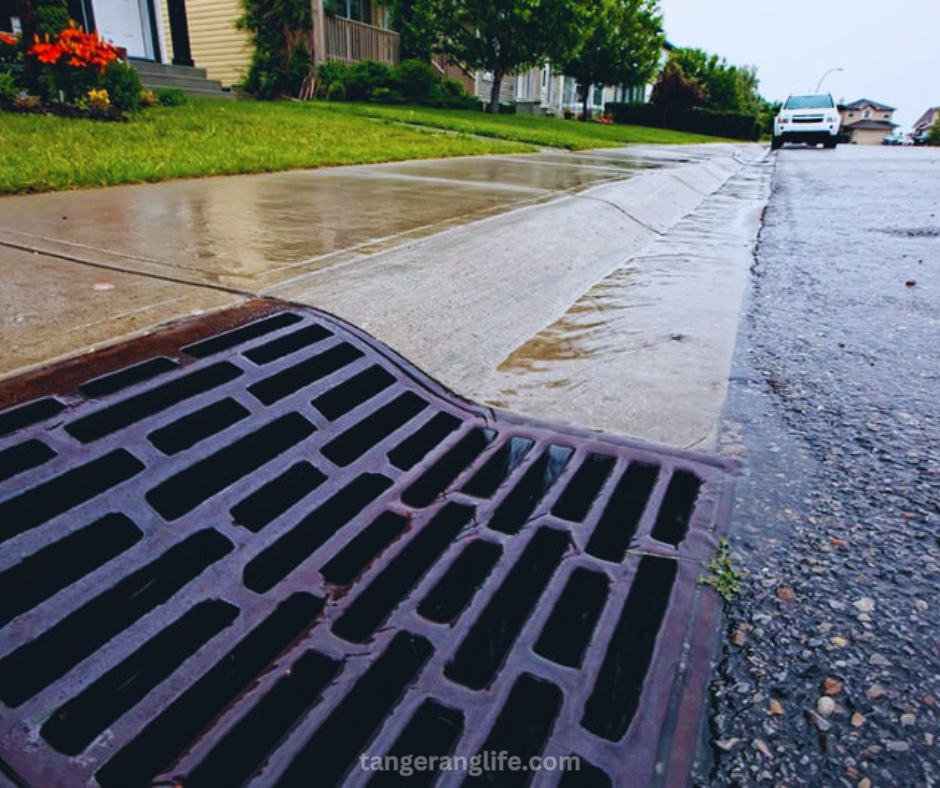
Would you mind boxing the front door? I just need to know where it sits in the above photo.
[92,0,147,57]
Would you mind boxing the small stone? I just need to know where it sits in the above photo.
[924,694,936,706]
[867,684,887,699]
[901,713,916,726]
[93,282,115,292]
[731,627,747,646]
[851,712,865,728]
[916,599,928,612]
[716,737,742,751]
[752,738,773,759]
[905,279,917,287]
[859,779,872,788]
[845,765,859,780]
[831,636,849,648]
[824,677,843,696]
[926,732,935,746]
[830,537,848,548]
[869,653,891,666]
[777,586,795,601]
[808,710,832,731]
[768,699,785,715]
[817,696,837,716]
[887,740,910,752]
[854,597,875,613]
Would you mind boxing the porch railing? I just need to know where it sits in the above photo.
[324,17,400,64]
[432,51,477,96]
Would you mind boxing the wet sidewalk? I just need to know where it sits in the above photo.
[0,142,769,447]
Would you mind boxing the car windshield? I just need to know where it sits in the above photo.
[785,95,834,110]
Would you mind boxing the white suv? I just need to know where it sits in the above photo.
[772,94,840,149]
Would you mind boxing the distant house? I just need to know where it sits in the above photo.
[912,106,939,138]
[838,99,898,145]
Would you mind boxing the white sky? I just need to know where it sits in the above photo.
[658,0,939,130]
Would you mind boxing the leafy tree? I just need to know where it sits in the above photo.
[649,60,704,113]
[385,0,438,61]
[667,46,761,114]
[437,0,589,113]
[929,114,940,146]
[560,0,663,121]
[238,0,312,98]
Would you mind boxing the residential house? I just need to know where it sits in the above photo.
[838,98,898,145]
[912,106,938,140]
[1,0,399,91]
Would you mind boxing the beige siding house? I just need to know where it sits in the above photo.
[839,99,898,145]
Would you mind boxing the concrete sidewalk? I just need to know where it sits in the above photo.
[0,143,771,447]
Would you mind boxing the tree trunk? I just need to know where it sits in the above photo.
[15,0,38,44]
[581,83,591,122]
[488,72,502,114]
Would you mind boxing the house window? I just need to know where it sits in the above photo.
[325,0,372,23]
[848,112,855,118]
[863,109,871,118]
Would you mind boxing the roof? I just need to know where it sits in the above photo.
[843,119,898,131]
[912,107,939,130]
[842,98,896,111]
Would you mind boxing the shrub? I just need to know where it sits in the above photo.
[326,81,346,102]
[28,23,120,102]
[238,0,312,98]
[0,69,18,102]
[605,101,760,141]
[139,88,159,107]
[101,61,142,111]
[346,59,393,101]
[371,86,406,104]
[86,87,110,111]
[157,87,189,106]
[392,58,439,103]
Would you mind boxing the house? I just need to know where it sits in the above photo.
[838,98,898,145]
[3,0,399,93]
[912,106,938,139]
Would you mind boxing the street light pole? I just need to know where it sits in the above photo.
[815,67,844,93]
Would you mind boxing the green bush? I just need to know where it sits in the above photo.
[326,81,346,101]
[392,58,439,103]
[238,0,312,98]
[101,61,142,111]
[605,101,759,140]
[346,59,393,101]
[371,86,406,104]
[0,69,18,102]
[157,87,189,106]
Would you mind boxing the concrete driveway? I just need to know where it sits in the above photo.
[0,143,770,447]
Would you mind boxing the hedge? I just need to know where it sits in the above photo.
[605,102,761,141]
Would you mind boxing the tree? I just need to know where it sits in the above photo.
[560,0,663,121]
[649,60,704,113]
[237,0,312,98]
[437,0,589,113]
[386,0,438,61]
[667,46,761,114]
[929,114,940,146]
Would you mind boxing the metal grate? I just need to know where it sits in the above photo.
[0,301,737,787]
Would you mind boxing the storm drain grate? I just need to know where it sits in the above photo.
[0,301,737,788]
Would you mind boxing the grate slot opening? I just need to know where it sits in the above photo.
[461,437,534,499]
[231,461,327,533]
[321,392,429,468]
[585,462,659,563]
[332,503,474,643]
[95,592,324,788]
[445,527,568,690]
[558,759,612,787]
[0,397,65,439]
[312,365,396,421]
[368,700,464,787]
[387,412,462,471]
[40,600,239,756]
[0,529,233,707]
[78,357,178,398]
[277,632,433,787]
[533,568,609,669]
[417,540,502,625]
[0,439,56,484]
[487,445,573,535]
[0,513,142,630]
[581,555,677,741]
[243,324,332,365]
[465,674,562,786]
[0,449,144,547]
[551,453,617,523]
[148,397,250,455]
[248,343,364,406]
[66,363,243,443]
[146,413,315,521]
[183,650,341,788]
[650,470,702,547]
[320,511,409,586]
[401,428,495,508]
[182,313,303,359]
[243,473,393,594]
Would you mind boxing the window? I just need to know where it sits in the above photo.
[863,109,872,118]
[325,0,372,23]
[784,94,834,109]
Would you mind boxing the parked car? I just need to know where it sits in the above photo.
[911,130,931,146]
[772,94,841,150]
[882,133,905,145]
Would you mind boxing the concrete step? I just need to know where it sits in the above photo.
[129,57,208,80]
[130,60,233,98]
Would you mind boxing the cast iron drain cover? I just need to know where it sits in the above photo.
[0,301,736,788]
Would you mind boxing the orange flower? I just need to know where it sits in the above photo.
[28,23,119,72]
[29,39,63,64]
[0,31,18,46]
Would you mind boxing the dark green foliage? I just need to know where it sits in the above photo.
[326,80,346,101]
[393,58,438,102]
[0,69,18,101]
[348,59,393,100]
[650,61,704,112]
[238,0,312,98]
[36,0,69,36]
[666,47,762,115]
[387,0,438,61]
[606,101,760,140]
[156,87,189,106]
[101,61,142,111]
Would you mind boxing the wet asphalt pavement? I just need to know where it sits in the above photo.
[702,145,940,786]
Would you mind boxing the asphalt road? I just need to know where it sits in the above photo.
[702,145,940,785]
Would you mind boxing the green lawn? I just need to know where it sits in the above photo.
[0,99,531,194]
[322,102,730,149]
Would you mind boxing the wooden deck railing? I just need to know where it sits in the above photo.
[432,51,477,96]
[324,16,400,64]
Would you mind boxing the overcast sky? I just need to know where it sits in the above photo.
[658,0,938,130]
